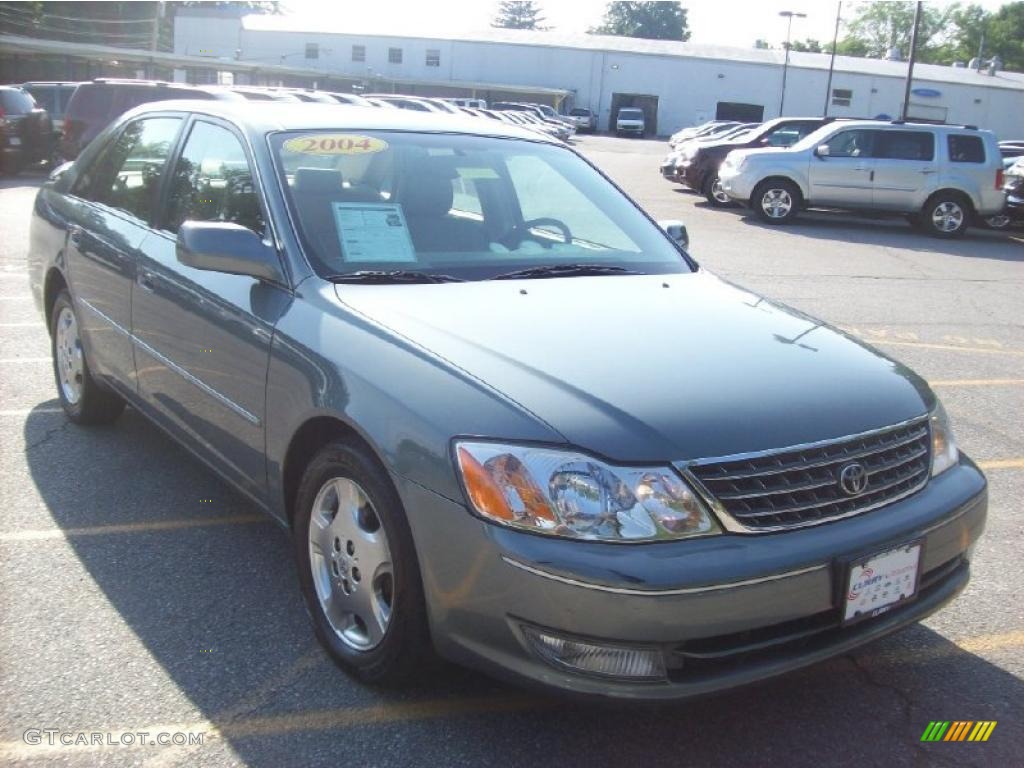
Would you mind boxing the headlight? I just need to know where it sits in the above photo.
[930,401,959,476]
[454,441,720,542]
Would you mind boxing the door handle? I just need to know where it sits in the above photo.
[137,271,156,293]
[919,169,937,174]
[69,226,82,245]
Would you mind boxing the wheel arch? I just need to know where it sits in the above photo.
[755,174,807,202]
[43,266,68,334]
[280,414,394,530]
[925,187,976,214]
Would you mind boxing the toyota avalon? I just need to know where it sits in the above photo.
[28,101,986,699]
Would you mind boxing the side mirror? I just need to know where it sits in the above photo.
[176,221,284,283]
[815,144,831,158]
[48,160,74,182]
[658,219,689,249]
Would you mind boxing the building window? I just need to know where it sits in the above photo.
[351,45,365,62]
[305,43,319,60]
[426,49,440,67]
[388,47,403,64]
[831,88,853,107]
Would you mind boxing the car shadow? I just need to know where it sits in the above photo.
[716,206,1023,261]
[20,401,1024,765]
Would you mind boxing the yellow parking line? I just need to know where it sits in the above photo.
[870,340,1024,357]
[0,515,268,542]
[976,458,1024,471]
[0,696,544,759]
[0,628,1020,759]
[930,379,1024,387]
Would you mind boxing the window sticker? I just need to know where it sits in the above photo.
[456,167,500,180]
[283,134,388,156]
[332,202,416,263]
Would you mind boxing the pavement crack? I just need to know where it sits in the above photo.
[25,419,70,451]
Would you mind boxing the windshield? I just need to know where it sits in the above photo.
[272,130,691,281]
[619,109,643,119]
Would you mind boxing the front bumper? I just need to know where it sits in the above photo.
[718,165,756,202]
[617,125,645,135]
[395,456,986,700]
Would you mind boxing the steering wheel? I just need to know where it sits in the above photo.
[499,217,573,249]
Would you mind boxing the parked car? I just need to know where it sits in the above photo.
[678,117,831,205]
[29,100,986,701]
[983,155,1024,229]
[491,103,574,141]
[363,95,449,113]
[661,123,759,184]
[615,107,646,137]
[444,97,488,109]
[997,140,1024,159]
[0,86,54,174]
[59,79,241,161]
[567,107,597,132]
[669,120,739,148]
[21,81,80,134]
[718,120,1006,238]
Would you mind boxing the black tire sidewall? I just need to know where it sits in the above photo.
[293,440,428,683]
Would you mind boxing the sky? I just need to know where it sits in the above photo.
[279,0,1010,49]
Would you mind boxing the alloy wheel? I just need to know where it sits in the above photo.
[931,201,964,233]
[308,477,394,651]
[711,177,731,204]
[761,188,792,219]
[55,306,84,405]
[984,213,1011,230]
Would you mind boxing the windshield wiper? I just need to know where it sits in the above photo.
[489,264,642,280]
[326,270,465,284]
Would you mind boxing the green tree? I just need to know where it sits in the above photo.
[789,38,824,53]
[590,1,690,41]
[836,0,959,63]
[981,1,1024,70]
[491,1,546,29]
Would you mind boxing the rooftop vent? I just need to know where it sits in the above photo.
[885,47,902,61]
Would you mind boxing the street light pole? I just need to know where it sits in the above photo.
[778,10,807,116]
[823,1,842,116]
[900,1,923,121]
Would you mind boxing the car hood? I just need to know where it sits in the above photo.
[334,271,933,462]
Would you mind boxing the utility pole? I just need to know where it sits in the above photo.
[778,10,807,116]
[823,1,841,116]
[900,1,923,121]
[148,1,163,79]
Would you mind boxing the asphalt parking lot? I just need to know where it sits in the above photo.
[1,134,1022,767]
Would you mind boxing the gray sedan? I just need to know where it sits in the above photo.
[28,101,986,700]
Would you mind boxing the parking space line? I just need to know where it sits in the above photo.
[3,627,1024,759]
[930,378,1024,387]
[0,321,45,327]
[0,296,32,301]
[0,357,51,363]
[0,408,62,416]
[976,458,1024,471]
[0,515,269,542]
[870,340,1024,357]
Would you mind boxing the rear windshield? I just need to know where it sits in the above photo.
[272,130,690,281]
[0,89,36,114]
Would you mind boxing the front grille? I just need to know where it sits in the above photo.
[688,418,931,531]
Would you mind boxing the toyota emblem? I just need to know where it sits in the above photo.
[838,462,869,496]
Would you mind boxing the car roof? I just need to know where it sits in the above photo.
[118,99,558,144]
[818,119,991,134]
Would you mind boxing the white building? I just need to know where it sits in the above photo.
[174,8,1024,139]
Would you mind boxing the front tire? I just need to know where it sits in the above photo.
[703,172,733,207]
[294,439,430,685]
[752,180,801,224]
[982,213,1011,230]
[50,290,125,425]
[922,193,970,238]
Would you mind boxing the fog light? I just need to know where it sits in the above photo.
[522,625,666,681]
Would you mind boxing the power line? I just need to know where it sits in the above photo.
[0,15,153,42]
[0,3,155,25]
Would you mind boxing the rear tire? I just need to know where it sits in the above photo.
[982,213,1011,230]
[294,439,430,686]
[752,180,801,224]
[50,290,125,425]
[922,193,970,238]
[703,172,733,207]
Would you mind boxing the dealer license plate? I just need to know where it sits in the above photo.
[843,541,922,624]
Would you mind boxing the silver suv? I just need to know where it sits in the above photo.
[718,120,1006,237]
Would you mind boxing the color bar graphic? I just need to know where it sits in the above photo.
[921,721,996,742]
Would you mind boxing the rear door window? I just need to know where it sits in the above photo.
[78,117,182,223]
[873,130,935,161]
[163,120,265,235]
[948,134,986,163]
